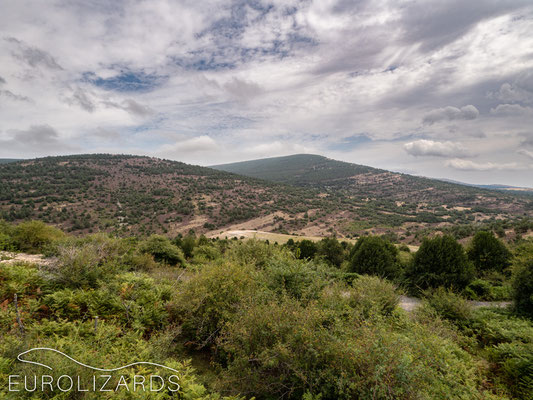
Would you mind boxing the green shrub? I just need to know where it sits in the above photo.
[227,238,285,269]
[468,308,533,399]
[464,279,511,301]
[316,236,345,267]
[192,244,221,263]
[512,258,533,318]
[262,256,329,301]
[348,235,401,279]
[406,235,474,292]
[0,262,46,302]
[424,287,472,327]
[44,242,118,289]
[217,296,492,400]
[467,231,512,275]
[295,239,318,259]
[0,319,239,399]
[0,231,13,251]
[122,251,158,271]
[140,235,185,266]
[167,261,259,349]
[178,233,197,258]
[11,220,65,253]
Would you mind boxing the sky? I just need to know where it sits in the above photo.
[0,0,532,186]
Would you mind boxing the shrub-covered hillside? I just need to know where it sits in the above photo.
[1,154,532,242]
[0,154,336,236]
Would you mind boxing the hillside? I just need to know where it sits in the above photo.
[1,154,531,241]
[212,154,377,184]
[214,154,533,214]
[0,154,337,236]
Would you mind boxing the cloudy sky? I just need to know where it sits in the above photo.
[1,0,532,186]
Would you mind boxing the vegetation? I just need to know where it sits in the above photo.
[406,235,475,292]
[468,230,512,274]
[348,235,401,279]
[1,220,532,399]
[1,154,531,242]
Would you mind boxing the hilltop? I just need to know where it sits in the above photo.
[1,154,531,241]
[213,154,533,206]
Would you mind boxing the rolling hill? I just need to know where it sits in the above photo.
[213,154,533,213]
[0,154,531,241]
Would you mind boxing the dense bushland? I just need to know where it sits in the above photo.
[0,220,532,399]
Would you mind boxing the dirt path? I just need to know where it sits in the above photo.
[398,295,511,312]
[0,251,54,266]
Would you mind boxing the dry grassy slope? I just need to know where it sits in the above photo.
[0,154,531,239]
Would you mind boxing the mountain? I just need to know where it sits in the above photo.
[1,154,531,240]
[213,154,532,209]
[212,154,377,184]
[0,158,22,164]
[436,178,533,193]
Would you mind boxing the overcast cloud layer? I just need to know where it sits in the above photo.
[1,0,532,186]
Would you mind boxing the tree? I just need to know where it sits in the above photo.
[140,235,185,266]
[348,236,401,280]
[406,235,474,291]
[296,239,318,260]
[180,232,197,258]
[316,236,344,267]
[11,220,64,253]
[467,231,512,275]
[512,258,533,318]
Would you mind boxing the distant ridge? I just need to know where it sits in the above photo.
[212,154,378,184]
[436,178,533,193]
[0,158,22,164]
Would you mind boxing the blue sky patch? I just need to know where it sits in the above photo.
[328,134,373,151]
[82,70,166,92]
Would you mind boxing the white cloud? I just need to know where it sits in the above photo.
[404,140,469,157]
[0,1,533,185]
[422,105,479,125]
[445,158,525,171]
[490,103,533,116]
[157,135,219,157]
[518,149,533,159]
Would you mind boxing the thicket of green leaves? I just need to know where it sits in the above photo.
[0,221,532,399]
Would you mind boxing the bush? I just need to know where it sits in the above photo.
[513,258,533,318]
[167,261,259,348]
[406,235,475,292]
[424,287,473,327]
[348,235,401,279]
[178,233,196,258]
[262,256,329,301]
[464,279,511,301]
[217,295,491,399]
[295,239,318,259]
[467,231,512,275]
[44,242,117,289]
[11,220,64,253]
[316,236,344,267]
[468,308,533,399]
[140,234,185,266]
[192,244,221,263]
[227,239,284,269]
